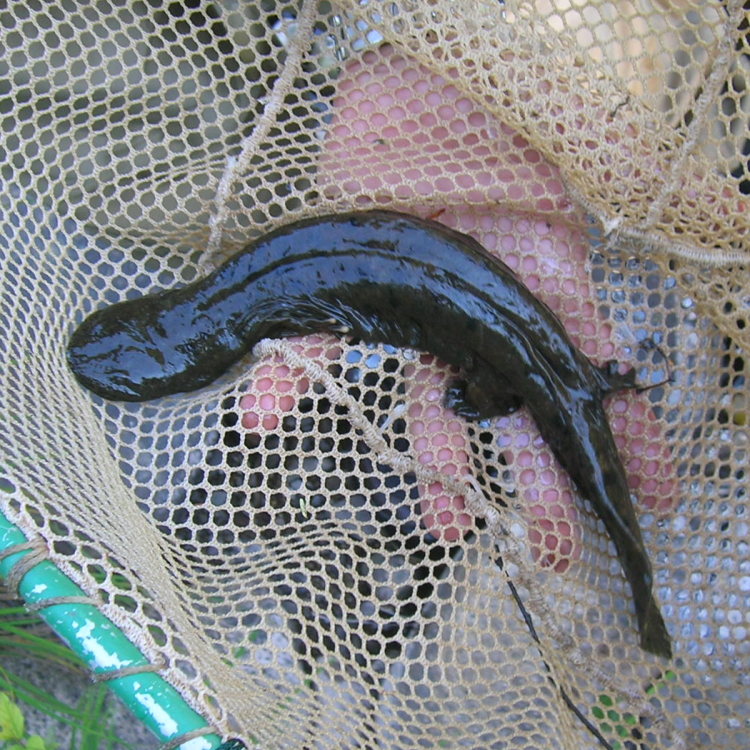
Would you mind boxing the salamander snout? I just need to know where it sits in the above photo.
[67,304,170,401]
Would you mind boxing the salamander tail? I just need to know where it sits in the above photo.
[639,597,673,659]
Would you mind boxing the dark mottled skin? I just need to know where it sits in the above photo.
[67,210,672,658]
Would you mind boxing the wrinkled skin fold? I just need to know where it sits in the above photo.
[67,210,672,658]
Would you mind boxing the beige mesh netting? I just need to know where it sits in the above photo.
[1,0,749,748]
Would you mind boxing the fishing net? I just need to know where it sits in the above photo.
[1,0,748,748]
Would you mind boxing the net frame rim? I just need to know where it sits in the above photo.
[0,504,224,750]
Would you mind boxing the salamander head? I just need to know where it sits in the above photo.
[67,293,240,401]
[66,297,189,401]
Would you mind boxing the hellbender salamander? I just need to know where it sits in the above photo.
[67,210,672,658]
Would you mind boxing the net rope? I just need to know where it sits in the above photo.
[1,0,748,748]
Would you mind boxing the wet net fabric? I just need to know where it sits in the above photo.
[1,1,748,748]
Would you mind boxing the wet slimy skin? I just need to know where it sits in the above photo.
[67,210,672,658]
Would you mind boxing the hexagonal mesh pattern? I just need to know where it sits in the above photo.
[1,1,748,748]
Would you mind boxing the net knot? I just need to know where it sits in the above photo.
[0,537,48,596]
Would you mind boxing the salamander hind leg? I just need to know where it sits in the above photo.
[445,371,522,420]
[597,340,674,398]
[596,360,638,396]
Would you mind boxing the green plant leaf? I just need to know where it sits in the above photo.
[0,692,25,740]
[26,734,47,750]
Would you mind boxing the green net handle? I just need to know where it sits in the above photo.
[0,508,223,750]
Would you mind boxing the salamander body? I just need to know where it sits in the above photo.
[67,210,672,658]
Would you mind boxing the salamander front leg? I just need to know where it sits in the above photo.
[445,379,482,418]
[444,373,522,420]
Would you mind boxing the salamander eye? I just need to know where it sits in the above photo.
[117,320,154,345]
[140,346,165,366]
